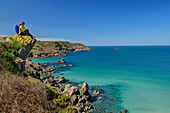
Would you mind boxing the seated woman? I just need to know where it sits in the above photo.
[19,21,34,39]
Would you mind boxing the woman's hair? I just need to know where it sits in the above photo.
[19,21,25,26]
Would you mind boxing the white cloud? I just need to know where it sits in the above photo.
[36,38,85,44]
[0,34,9,37]
[36,38,69,42]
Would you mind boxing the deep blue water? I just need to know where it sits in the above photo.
[32,46,170,113]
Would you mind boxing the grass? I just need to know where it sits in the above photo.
[32,40,88,54]
[0,65,75,112]
[0,66,56,112]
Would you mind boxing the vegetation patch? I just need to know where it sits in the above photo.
[53,95,70,107]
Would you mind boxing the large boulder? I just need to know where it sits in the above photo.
[43,77,58,87]
[18,38,36,60]
[93,90,100,95]
[13,38,36,74]
[56,58,66,63]
[58,77,68,83]
[121,109,128,113]
[80,82,90,96]
[68,64,73,67]
[63,84,80,97]
[15,57,25,73]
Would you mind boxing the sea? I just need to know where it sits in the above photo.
[32,46,170,113]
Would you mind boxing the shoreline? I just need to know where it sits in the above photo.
[28,55,95,112]
[30,50,128,113]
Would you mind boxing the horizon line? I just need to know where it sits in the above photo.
[87,44,170,46]
[1,35,170,46]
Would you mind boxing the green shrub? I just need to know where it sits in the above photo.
[0,37,26,72]
[46,86,60,100]
[53,95,70,107]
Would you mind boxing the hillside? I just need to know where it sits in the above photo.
[30,41,91,58]
[0,36,93,113]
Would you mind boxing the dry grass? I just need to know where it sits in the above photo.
[0,43,56,113]
[0,66,56,113]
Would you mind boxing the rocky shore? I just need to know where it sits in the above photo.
[24,58,94,112]
[43,75,93,112]
[29,50,68,58]
[24,47,94,113]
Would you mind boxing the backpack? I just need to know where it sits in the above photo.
[15,25,19,34]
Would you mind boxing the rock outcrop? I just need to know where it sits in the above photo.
[18,38,36,60]
[15,57,26,74]
[80,82,90,96]
[17,39,36,73]
[121,109,128,113]
[13,37,36,74]
[25,60,56,79]
[42,75,93,113]
[0,36,11,42]
[30,41,91,58]
[63,82,93,113]
[30,50,68,58]
[93,90,100,95]
[56,58,66,63]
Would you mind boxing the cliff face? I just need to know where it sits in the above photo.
[15,38,36,73]
[30,41,91,58]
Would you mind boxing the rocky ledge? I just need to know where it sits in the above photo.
[29,50,68,58]
[25,58,73,79]
[43,75,93,113]
[25,59,56,79]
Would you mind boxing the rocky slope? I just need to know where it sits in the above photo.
[30,41,91,58]
[0,36,94,113]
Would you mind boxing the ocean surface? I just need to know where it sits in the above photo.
[32,46,170,113]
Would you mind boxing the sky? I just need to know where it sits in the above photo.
[0,0,170,46]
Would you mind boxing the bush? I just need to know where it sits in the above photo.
[0,37,26,72]
[53,95,70,107]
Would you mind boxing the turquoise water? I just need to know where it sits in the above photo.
[32,46,170,113]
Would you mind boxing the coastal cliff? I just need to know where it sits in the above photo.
[0,36,93,113]
[30,41,91,58]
